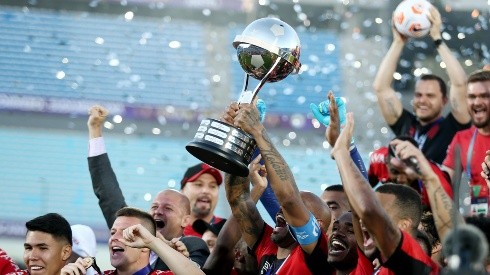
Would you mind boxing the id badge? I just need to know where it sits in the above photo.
[470,197,489,216]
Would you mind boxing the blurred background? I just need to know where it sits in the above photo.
[0,0,488,269]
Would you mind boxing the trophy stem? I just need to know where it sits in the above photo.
[242,73,250,92]
[237,56,283,105]
[250,56,282,102]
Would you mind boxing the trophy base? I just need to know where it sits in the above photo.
[186,118,256,177]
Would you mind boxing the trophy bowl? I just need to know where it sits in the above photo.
[186,17,301,176]
[186,118,257,177]
[234,17,301,82]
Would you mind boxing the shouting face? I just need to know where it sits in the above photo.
[467,80,490,131]
[327,212,358,271]
[109,216,147,271]
[181,173,219,220]
[149,190,190,240]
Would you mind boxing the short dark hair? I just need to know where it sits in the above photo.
[467,70,490,84]
[115,207,156,236]
[324,184,344,192]
[419,74,447,99]
[376,184,422,228]
[26,213,72,246]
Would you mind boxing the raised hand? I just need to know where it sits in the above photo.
[249,154,267,190]
[234,101,262,137]
[427,5,442,40]
[389,139,432,180]
[88,105,108,129]
[324,92,342,147]
[169,238,190,258]
[481,150,490,188]
[60,257,91,275]
[309,92,346,127]
[119,224,156,249]
[331,113,354,159]
[87,105,108,139]
[391,14,409,43]
[220,102,239,125]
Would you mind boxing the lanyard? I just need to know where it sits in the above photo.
[414,117,444,150]
[465,128,478,179]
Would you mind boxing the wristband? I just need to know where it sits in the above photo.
[288,212,321,245]
[434,39,443,48]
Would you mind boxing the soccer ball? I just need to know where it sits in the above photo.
[393,0,432,38]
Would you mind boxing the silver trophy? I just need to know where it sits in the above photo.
[186,17,301,176]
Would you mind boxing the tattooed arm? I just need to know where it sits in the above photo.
[234,102,316,253]
[372,26,407,126]
[390,139,465,241]
[332,113,401,261]
[225,173,265,249]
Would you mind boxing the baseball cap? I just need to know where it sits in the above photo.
[180,163,223,189]
[192,219,227,236]
[71,224,97,257]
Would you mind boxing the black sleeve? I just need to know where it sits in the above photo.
[88,153,127,229]
[180,236,210,268]
[389,109,416,137]
[445,112,472,132]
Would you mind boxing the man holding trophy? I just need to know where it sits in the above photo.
[186,17,301,177]
[187,18,336,274]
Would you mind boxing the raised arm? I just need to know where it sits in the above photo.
[428,6,470,124]
[331,113,401,261]
[312,91,368,179]
[87,105,127,228]
[234,102,317,253]
[225,173,265,249]
[389,139,464,243]
[121,224,204,275]
[372,26,407,126]
[315,92,368,250]
[203,162,267,274]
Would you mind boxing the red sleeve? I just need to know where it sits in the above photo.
[368,147,390,183]
[0,249,21,274]
[381,231,440,275]
[430,163,453,199]
[183,225,202,237]
[350,247,374,275]
[442,132,459,169]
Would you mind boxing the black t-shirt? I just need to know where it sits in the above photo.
[390,109,470,164]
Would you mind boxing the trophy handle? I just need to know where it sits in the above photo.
[237,56,282,105]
